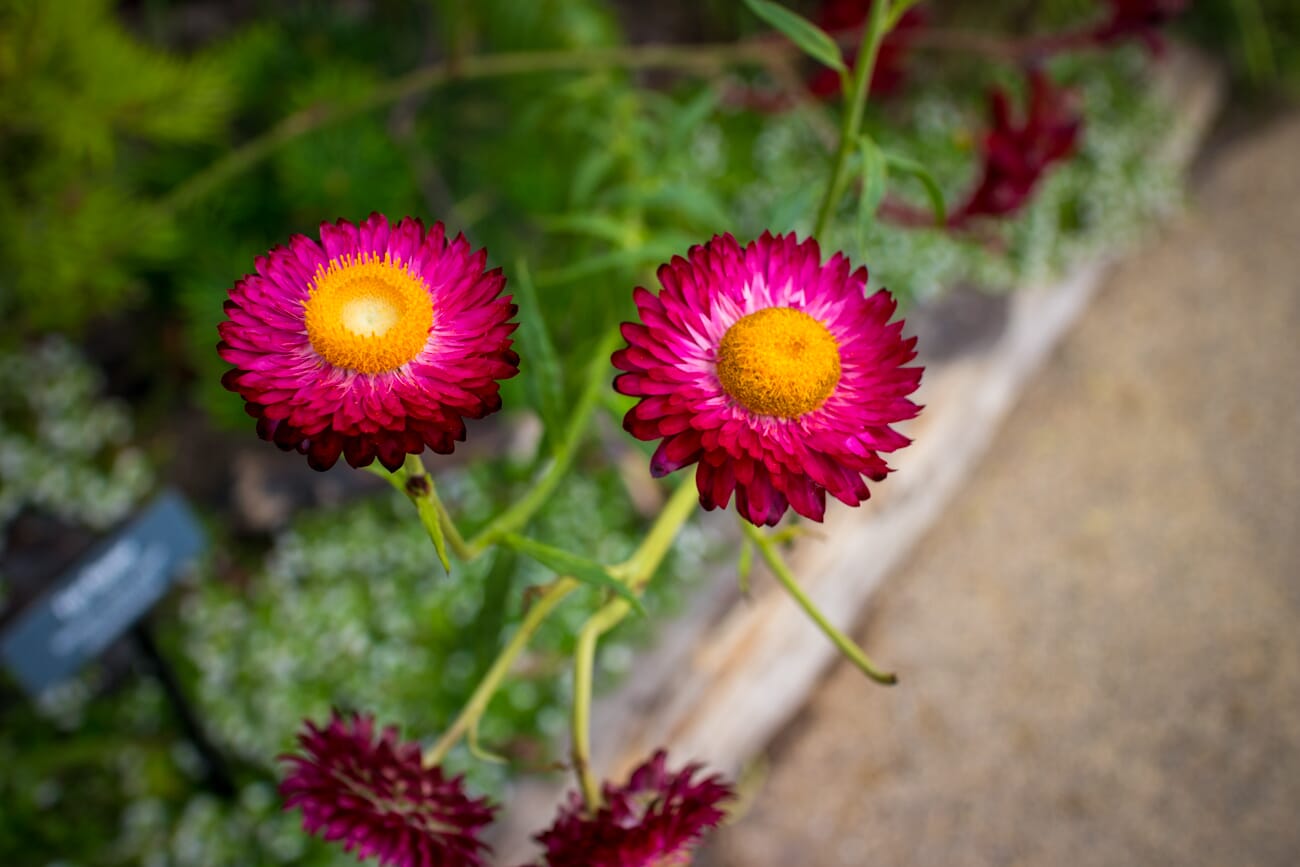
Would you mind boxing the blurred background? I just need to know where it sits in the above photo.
[1,1,1297,864]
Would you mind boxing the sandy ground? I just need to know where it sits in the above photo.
[707,113,1300,867]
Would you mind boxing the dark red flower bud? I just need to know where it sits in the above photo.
[280,711,496,867]
[529,750,733,866]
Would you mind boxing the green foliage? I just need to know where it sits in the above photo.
[742,0,847,74]
[0,0,235,332]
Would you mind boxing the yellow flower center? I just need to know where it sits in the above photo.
[715,306,841,418]
[303,253,433,374]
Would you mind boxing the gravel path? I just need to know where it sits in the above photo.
[708,113,1300,867]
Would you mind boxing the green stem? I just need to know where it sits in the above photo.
[571,599,629,811]
[566,478,696,805]
[423,577,579,767]
[466,329,621,555]
[811,0,892,239]
[743,523,897,685]
[610,478,699,590]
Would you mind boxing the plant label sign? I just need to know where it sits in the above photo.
[1,490,205,696]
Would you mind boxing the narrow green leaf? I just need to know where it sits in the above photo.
[533,240,684,288]
[537,213,640,246]
[570,148,618,205]
[668,88,720,149]
[883,150,947,226]
[857,134,889,236]
[512,259,566,448]
[742,0,846,73]
[501,533,645,614]
[416,497,451,574]
[629,182,731,233]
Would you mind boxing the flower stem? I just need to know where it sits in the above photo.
[610,478,700,591]
[423,577,579,768]
[812,0,893,239]
[466,329,622,556]
[567,478,697,806]
[742,522,897,685]
[571,598,630,812]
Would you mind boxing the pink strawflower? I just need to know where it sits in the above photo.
[219,213,518,471]
[613,233,922,527]
[531,750,733,867]
[280,711,495,867]
[948,69,1081,227]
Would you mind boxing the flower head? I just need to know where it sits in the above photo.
[531,750,732,867]
[280,711,495,867]
[949,69,1081,226]
[219,213,519,471]
[613,232,922,527]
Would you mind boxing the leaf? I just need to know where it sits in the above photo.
[570,148,619,205]
[857,134,889,238]
[627,182,731,232]
[511,259,566,446]
[501,533,645,614]
[419,497,452,574]
[532,240,684,288]
[667,87,720,150]
[742,0,846,73]
[883,150,947,226]
[537,213,640,246]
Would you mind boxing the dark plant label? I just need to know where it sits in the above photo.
[1,491,205,695]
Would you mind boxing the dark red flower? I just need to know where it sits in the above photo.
[807,0,926,100]
[280,711,495,867]
[1090,0,1189,54]
[948,69,1082,226]
[530,750,733,867]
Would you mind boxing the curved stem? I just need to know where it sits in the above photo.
[571,598,631,811]
[742,523,897,685]
[811,0,891,239]
[566,478,696,807]
[423,577,579,767]
[610,478,700,591]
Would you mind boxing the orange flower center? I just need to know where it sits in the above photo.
[303,253,433,374]
[715,306,841,418]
